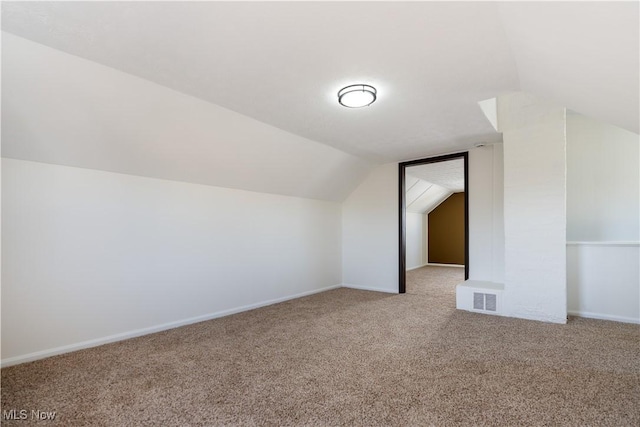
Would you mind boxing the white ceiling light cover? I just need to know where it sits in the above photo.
[338,84,377,108]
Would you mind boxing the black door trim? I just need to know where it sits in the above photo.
[399,152,469,293]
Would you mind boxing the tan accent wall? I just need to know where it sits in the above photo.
[428,192,465,265]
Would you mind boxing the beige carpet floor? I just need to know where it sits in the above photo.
[2,270,639,426]
[406,265,465,296]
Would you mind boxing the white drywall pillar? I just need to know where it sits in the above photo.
[498,93,567,323]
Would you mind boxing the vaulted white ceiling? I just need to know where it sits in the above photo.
[1,1,638,200]
[499,2,639,134]
[1,1,523,162]
[406,159,464,214]
[407,160,465,193]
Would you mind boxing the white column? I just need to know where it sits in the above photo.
[499,93,567,323]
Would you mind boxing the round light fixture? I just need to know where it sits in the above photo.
[338,84,377,108]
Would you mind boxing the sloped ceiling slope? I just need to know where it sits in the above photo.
[1,1,517,165]
[406,160,464,214]
[498,2,639,134]
[407,160,465,193]
[405,177,452,215]
[1,2,638,200]
[1,33,371,202]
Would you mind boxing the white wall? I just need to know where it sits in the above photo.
[566,114,639,241]
[342,150,504,293]
[500,93,567,324]
[567,243,639,324]
[406,212,425,270]
[423,214,429,268]
[492,146,505,282]
[1,159,343,365]
[566,114,639,323]
[342,163,399,293]
[468,144,504,282]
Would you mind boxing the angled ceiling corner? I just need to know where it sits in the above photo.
[497,2,639,134]
[478,98,499,133]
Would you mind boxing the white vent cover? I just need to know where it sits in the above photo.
[485,294,496,311]
[473,292,497,312]
[473,292,484,310]
[456,281,503,316]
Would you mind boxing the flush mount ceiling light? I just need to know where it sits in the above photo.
[338,84,377,108]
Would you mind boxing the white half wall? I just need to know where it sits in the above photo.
[406,212,425,270]
[567,243,639,324]
[500,93,567,324]
[565,113,639,324]
[342,163,399,293]
[1,159,343,365]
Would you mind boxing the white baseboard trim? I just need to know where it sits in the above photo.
[426,263,465,268]
[342,283,398,294]
[406,263,465,271]
[566,241,639,247]
[1,284,342,368]
[568,310,640,325]
[406,263,429,271]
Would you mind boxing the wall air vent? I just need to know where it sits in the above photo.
[473,292,497,312]
[473,292,484,310]
[485,294,497,311]
[456,281,503,316]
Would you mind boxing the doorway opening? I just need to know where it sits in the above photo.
[399,152,469,293]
